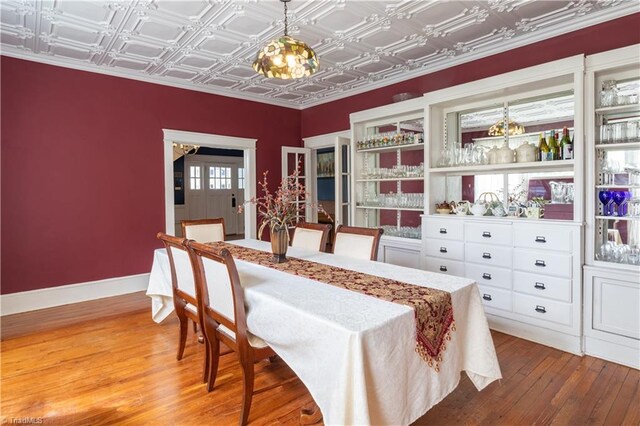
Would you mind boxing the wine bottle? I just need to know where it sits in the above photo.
[548,130,559,161]
[561,127,573,160]
[538,133,550,161]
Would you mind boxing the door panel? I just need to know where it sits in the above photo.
[282,147,312,223]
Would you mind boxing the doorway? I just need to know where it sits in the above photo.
[163,129,257,239]
[179,152,245,237]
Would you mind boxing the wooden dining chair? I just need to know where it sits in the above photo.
[291,221,332,252]
[332,225,384,261]
[157,233,209,383]
[181,218,226,243]
[187,241,283,425]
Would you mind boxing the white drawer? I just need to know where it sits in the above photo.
[513,249,572,278]
[425,239,464,261]
[513,271,572,302]
[424,218,463,241]
[514,224,573,252]
[466,263,512,290]
[424,256,465,277]
[513,293,572,326]
[478,285,512,312]
[464,222,512,246]
[465,243,513,269]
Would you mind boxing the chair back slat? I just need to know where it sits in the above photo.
[182,218,226,243]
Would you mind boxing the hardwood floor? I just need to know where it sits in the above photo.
[1,292,638,425]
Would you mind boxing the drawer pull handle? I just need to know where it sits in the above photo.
[535,260,546,267]
[534,282,546,290]
[535,305,547,314]
[439,247,448,253]
[439,228,447,234]
[482,231,492,238]
[439,266,447,272]
[482,252,492,259]
[482,294,492,301]
[482,273,492,280]
[535,236,547,243]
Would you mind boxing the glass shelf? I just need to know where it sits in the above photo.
[357,177,423,182]
[356,142,424,154]
[430,159,574,175]
[595,216,639,221]
[595,103,640,115]
[356,205,424,211]
[595,142,640,150]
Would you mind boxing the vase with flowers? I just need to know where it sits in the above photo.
[239,161,329,263]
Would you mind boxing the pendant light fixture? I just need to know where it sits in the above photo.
[252,0,319,79]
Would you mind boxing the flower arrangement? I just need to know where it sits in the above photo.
[238,161,330,240]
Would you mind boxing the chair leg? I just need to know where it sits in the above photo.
[206,336,221,392]
[203,337,210,384]
[239,359,255,426]
[176,316,189,361]
[193,320,198,333]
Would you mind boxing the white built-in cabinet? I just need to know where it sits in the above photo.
[423,216,583,353]
[347,49,639,367]
[583,45,640,369]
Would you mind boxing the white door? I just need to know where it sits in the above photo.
[186,162,206,219]
[335,136,352,227]
[205,162,236,234]
[186,156,245,236]
[282,147,312,223]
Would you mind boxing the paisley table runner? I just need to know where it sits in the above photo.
[209,241,455,370]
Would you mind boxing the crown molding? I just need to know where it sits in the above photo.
[0,48,301,111]
[1,4,637,111]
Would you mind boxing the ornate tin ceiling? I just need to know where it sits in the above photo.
[1,0,637,109]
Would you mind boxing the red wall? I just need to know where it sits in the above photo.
[2,13,639,295]
[1,58,301,294]
[301,13,640,138]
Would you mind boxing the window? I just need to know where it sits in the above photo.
[209,166,232,189]
[189,166,201,190]
[238,167,245,189]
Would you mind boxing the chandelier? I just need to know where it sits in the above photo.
[173,143,199,157]
[488,119,526,136]
[252,0,318,79]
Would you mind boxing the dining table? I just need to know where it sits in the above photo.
[146,239,501,425]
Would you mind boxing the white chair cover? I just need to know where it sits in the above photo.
[333,233,375,260]
[184,223,225,243]
[292,227,324,251]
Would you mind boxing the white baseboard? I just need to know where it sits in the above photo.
[0,273,150,316]
[584,336,640,370]
[487,314,583,355]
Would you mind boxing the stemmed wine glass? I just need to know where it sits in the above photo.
[612,191,629,216]
[598,190,613,216]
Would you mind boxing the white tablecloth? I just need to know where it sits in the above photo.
[146,239,501,425]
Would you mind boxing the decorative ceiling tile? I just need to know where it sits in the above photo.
[0,0,637,109]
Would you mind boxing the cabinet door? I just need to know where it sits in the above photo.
[592,276,640,340]
[380,245,421,269]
